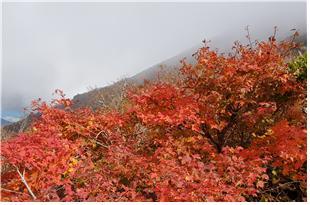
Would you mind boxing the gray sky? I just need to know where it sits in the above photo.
[1,2,307,120]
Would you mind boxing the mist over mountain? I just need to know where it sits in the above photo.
[2,1,306,119]
[1,118,12,127]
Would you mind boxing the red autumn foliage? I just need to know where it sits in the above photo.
[128,83,199,128]
[1,33,306,201]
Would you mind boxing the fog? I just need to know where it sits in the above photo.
[1,1,306,120]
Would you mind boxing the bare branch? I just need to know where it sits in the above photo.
[95,130,106,139]
[1,187,28,196]
[15,166,37,200]
[245,25,253,49]
[92,139,109,148]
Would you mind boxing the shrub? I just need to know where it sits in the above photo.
[1,34,306,202]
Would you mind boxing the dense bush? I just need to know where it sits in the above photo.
[1,34,306,201]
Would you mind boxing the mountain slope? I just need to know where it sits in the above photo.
[1,33,307,139]
[71,46,198,111]
[1,119,12,126]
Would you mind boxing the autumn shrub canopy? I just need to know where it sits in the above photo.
[1,34,306,202]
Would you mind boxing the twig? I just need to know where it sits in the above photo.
[15,166,37,200]
[1,187,28,196]
[95,130,106,139]
[92,139,109,148]
[272,26,278,39]
[245,25,253,49]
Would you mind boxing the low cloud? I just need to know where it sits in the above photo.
[1,2,306,117]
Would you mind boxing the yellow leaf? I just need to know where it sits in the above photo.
[272,170,277,176]
[185,137,195,143]
[265,129,273,136]
[71,158,78,165]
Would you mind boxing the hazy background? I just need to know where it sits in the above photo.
[1,2,307,121]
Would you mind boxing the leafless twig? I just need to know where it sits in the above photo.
[15,166,37,200]
[245,25,253,49]
[92,139,109,148]
[1,187,28,196]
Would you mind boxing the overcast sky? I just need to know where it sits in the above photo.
[1,1,307,121]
